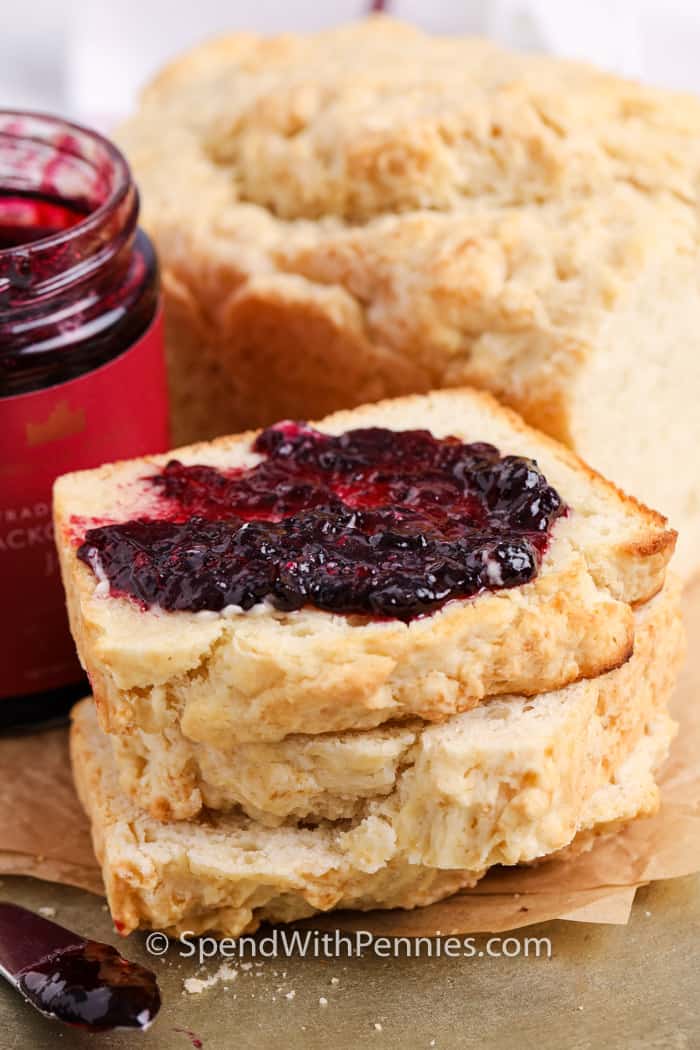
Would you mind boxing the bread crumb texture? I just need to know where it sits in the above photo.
[106,579,682,825]
[69,578,682,937]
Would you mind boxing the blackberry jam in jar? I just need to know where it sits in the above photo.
[0,112,169,727]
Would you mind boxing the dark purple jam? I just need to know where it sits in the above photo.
[0,903,160,1033]
[18,940,160,1032]
[78,423,565,621]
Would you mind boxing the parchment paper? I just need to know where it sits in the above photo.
[1,582,699,935]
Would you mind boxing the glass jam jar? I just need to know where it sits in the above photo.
[0,112,170,728]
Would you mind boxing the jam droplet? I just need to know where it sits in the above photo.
[17,940,160,1032]
[78,423,566,621]
[175,1027,205,1048]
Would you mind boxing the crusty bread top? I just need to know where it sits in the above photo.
[126,18,700,224]
[116,18,700,453]
[55,387,674,605]
[117,19,700,310]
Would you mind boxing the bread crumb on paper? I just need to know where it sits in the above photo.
[183,962,238,995]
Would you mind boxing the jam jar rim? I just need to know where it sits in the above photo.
[0,108,142,323]
[0,108,133,261]
[0,110,158,394]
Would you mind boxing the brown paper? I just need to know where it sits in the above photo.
[2,581,699,935]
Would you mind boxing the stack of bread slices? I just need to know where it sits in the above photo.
[55,390,684,938]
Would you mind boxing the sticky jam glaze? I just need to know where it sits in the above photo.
[18,940,160,1032]
[77,423,566,621]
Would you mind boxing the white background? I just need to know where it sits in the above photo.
[3,1,700,128]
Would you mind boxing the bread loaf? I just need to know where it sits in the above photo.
[118,18,700,577]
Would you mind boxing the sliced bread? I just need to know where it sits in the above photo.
[55,389,674,745]
[71,690,676,938]
[102,578,683,830]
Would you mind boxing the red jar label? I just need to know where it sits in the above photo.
[0,308,169,699]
